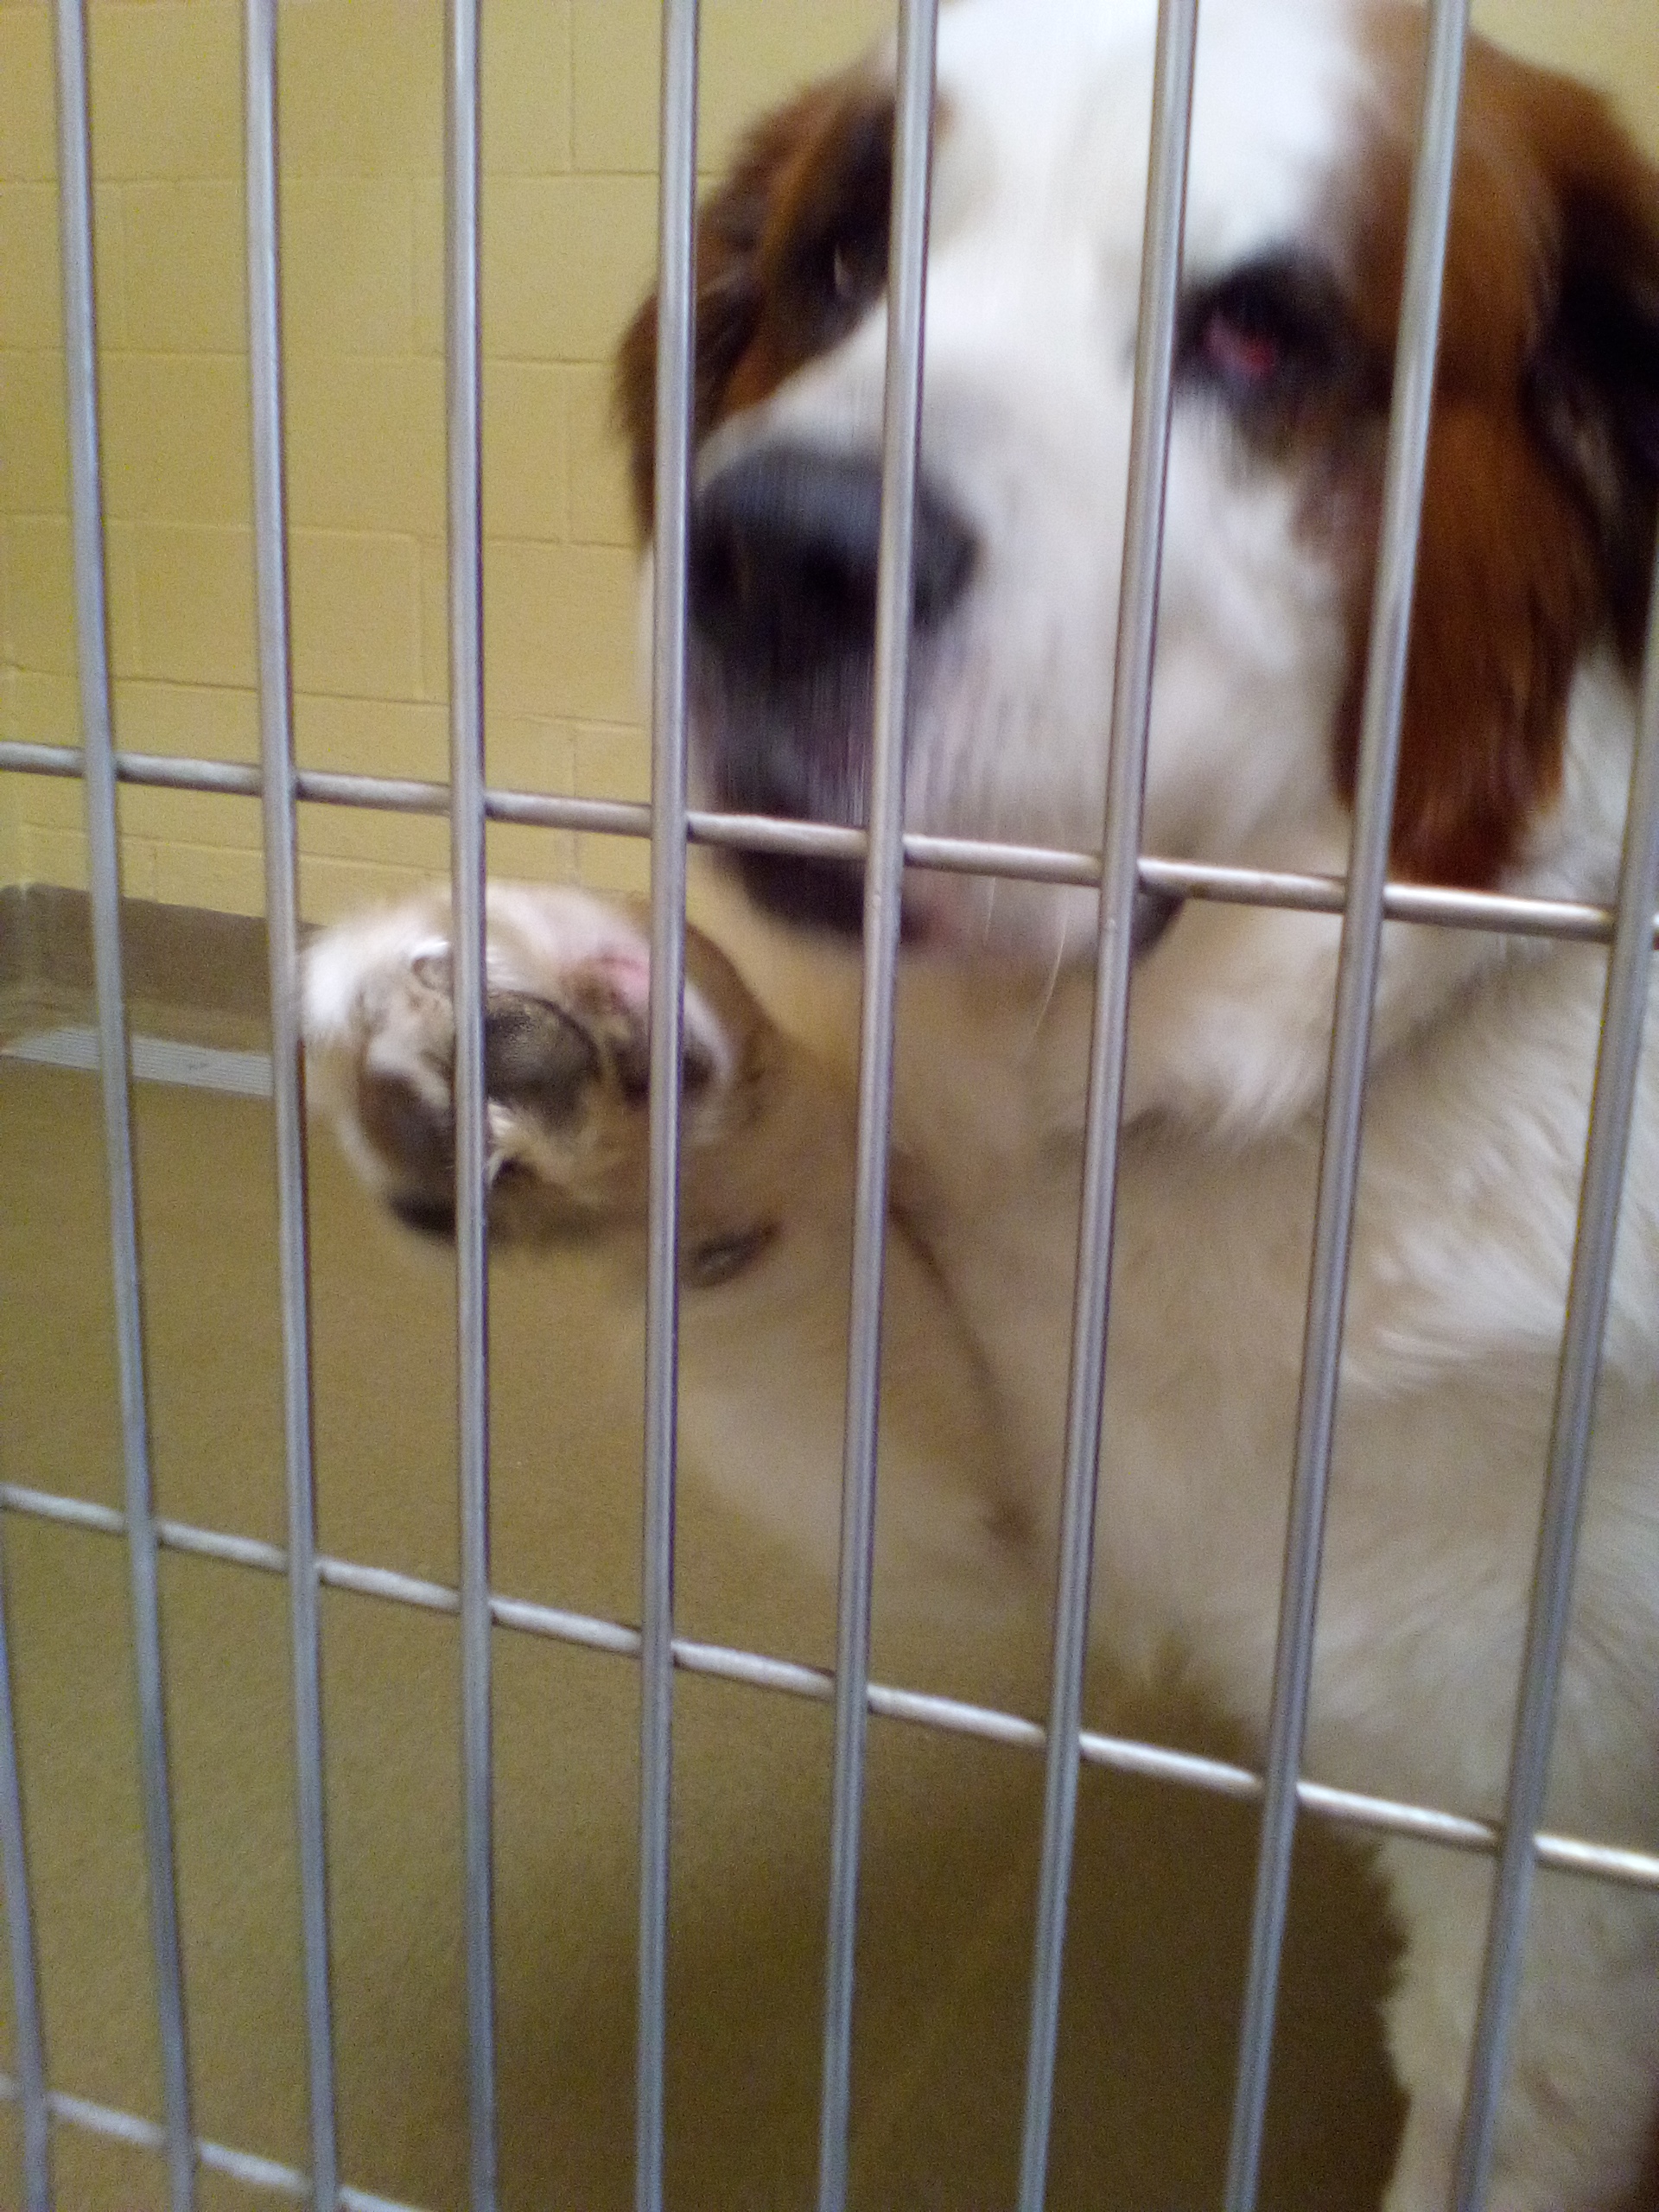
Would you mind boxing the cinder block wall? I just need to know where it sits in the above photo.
[0,0,892,918]
[1,0,1654,921]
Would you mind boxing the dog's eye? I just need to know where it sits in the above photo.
[782,210,887,343]
[1179,256,1357,415]
[830,229,887,313]
[1198,301,1289,391]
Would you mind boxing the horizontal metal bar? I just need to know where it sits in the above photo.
[0,2072,427,2212]
[321,1559,459,1615]
[0,1484,127,1536]
[1,742,262,797]
[872,1680,1042,1751]
[4,1481,1650,1894]
[4,739,1653,947]
[1525,1832,1659,1888]
[1135,859,1642,947]
[157,1520,287,1573]
[488,1594,639,1657]
[672,1636,832,1702]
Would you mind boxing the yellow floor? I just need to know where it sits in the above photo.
[0,1047,1401,2210]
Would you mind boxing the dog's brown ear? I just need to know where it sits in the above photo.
[1523,86,1659,659]
[614,74,880,539]
[1340,41,1659,887]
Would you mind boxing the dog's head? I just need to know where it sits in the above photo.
[618,0,1659,1126]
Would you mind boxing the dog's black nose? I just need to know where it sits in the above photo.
[689,447,974,684]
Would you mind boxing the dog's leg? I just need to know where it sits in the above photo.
[302,882,1022,1599]
[1379,1839,1659,2212]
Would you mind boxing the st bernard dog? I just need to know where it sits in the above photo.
[302,0,1659,2203]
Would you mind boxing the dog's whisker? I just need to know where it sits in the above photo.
[980,874,999,947]
[1022,903,1071,1055]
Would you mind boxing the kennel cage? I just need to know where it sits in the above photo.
[0,0,1657,2207]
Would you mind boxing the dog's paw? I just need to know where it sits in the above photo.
[303,885,735,1236]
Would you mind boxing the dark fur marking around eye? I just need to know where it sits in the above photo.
[1177,252,1386,433]
[1526,241,1659,652]
[773,95,894,349]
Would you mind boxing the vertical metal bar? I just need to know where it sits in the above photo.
[1014,5,1199,2205]
[443,0,497,2203]
[634,2,699,2202]
[50,4,197,2206]
[813,8,938,2209]
[1221,5,1471,2207]
[1450,551,1659,2208]
[0,1518,50,2212]
[244,4,340,2205]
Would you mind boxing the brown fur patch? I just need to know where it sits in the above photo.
[615,73,896,536]
[1333,17,1659,885]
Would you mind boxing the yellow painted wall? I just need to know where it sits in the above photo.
[0,0,1654,922]
[1474,0,1659,148]
[0,0,893,919]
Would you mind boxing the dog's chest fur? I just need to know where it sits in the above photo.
[757,893,1659,1847]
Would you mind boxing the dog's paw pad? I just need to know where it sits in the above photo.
[304,887,741,1235]
[483,992,601,1124]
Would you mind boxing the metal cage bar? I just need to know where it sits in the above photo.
[813,7,939,2207]
[243,1,342,2204]
[635,0,701,2203]
[1015,3,1199,2203]
[0,1459,1650,2212]
[1450,550,1659,2206]
[1222,5,1472,2206]
[7,736,1659,951]
[0,1511,49,2212]
[48,3,197,2206]
[0,2070,424,2212]
[0,1474,1654,1897]
[3,3,1656,2209]
[442,1,498,2202]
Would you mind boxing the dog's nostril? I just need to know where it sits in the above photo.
[690,447,974,680]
